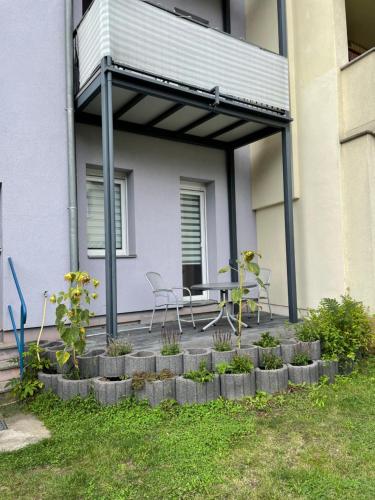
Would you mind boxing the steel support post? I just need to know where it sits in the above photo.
[226,149,238,281]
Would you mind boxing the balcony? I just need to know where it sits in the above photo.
[341,48,375,139]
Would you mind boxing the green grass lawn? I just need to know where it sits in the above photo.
[1,358,375,500]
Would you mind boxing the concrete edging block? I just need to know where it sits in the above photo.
[298,340,321,360]
[56,375,92,400]
[99,353,127,378]
[183,348,212,373]
[220,372,255,399]
[38,372,59,394]
[255,365,288,394]
[256,345,282,366]
[136,378,176,407]
[236,345,259,367]
[155,352,184,375]
[318,359,338,383]
[288,361,319,385]
[176,375,220,404]
[280,339,299,364]
[93,377,132,405]
[212,349,236,369]
[125,351,156,376]
[77,349,106,379]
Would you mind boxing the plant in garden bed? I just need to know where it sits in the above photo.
[160,330,181,356]
[255,332,280,348]
[295,295,375,367]
[290,353,311,366]
[50,271,99,376]
[177,362,220,404]
[132,369,176,407]
[216,355,254,375]
[260,353,283,370]
[212,330,232,352]
[183,362,215,383]
[217,355,256,399]
[7,343,50,400]
[107,339,133,357]
[218,250,263,348]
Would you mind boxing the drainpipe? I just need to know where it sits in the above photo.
[65,0,79,271]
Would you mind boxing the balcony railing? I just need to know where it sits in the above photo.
[75,0,290,114]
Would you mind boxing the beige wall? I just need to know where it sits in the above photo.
[245,0,375,312]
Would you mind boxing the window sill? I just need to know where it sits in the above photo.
[87,254,137,260]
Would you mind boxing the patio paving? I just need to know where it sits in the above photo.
[86,312,294,352]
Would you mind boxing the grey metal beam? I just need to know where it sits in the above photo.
[281,127,298,323]
[75,73,101,111]
[177,112,216,134]
[146,103,185,127]
[77,112,228,150]
[222,0,231,33]
[101,58,118,339]
[205,119,246,139]
[114,93,145,120]
[277,0,288,57]
[226,149,238,282]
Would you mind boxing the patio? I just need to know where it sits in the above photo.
[86,312,292,352]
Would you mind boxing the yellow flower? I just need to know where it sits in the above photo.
[77,272,91,284]
[243,251,255,263]
[71,287,82,300]
[92,279,100,288]
[91,293,98,300]
[80,327,86,334]
[64,273,73,282]
[49,295,56,304]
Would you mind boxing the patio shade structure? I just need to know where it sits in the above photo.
[74,0,297,338]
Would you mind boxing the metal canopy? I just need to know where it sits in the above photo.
[75,62,290,151]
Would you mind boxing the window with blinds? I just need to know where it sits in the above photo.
[180,185,207,297]
[86,176,127,256]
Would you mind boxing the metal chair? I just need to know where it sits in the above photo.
[145,272,196,334]
[245,268,273,324]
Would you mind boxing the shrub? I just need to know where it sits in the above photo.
[216,355,254,374]
[291,353,310,366]
[255,332,280,348]
[295,294,374,361]
[107,340,133,357]
[161,330,181,356]
[212,330,232,352]
[261,354,283,370]
[132,369,174,390]
[183,362,215,383]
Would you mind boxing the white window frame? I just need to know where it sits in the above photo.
[86,175,128,257]
[180,181,209,301]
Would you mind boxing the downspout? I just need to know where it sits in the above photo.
[65,0,79,271]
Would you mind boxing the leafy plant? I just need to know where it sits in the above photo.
[219,250,263,348]
[295,294,374,362]
[212,330,232,352]
[216,355,254,374]
[184,361,215,383]
[160,330,181,356]
[107,339,133,357]
[255,331,280,348]
[291,353,310,366]
[261,354,283,370]
[7,343,50,401]
[50,272,99,370]
[131,369,174,390]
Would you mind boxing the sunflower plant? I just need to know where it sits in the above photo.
[50,272,100,370]
[219,250,263,348]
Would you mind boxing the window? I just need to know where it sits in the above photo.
[86,175,128,257]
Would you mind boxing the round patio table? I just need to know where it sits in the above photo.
[191,281,258,333]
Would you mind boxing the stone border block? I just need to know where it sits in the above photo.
[176,375,220,404]
[183,348,212,373]
[288,361,319,384]
[93,377,132,405]
[99,353,127,378]
[236,345,259,367]
[77,349,106,379]
[256,345,282,366]
[38,372,59,394]
[56,375,92,400]
[255,365,288,394]
[212,349,236,369]
[136,378,176,407]
[125,351,156,376]
[280,339,299,364]
[318,359,338,383]
[155,352,184,375]
[220,372,255,399]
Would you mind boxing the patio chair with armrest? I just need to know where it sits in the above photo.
[146,271,196,334]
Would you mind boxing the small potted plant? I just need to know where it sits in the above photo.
[92,374,132,406]
[133,369,176,407]
[99,339,133,378]
[176,362,220,404]
[217,354,255,400]
[294,322,321,360]
[318,355,339,384]
[211,330,236,369]
[156,330,184,375]
[50,271,100,400]
[288,353,319,384]
[255,354,288,394]
[183,348,212,373]
[254,332,281,365]
[125,350,156,376]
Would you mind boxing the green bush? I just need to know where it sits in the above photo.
[295,294,374,362]
[215,355,254,375]
[254,332,280,348]
[261,354,283,370]
[107,340,133,357]
[184,362,215,383]
[212,330,232,352]
[291,353,310,366]
[161,330,181,356]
